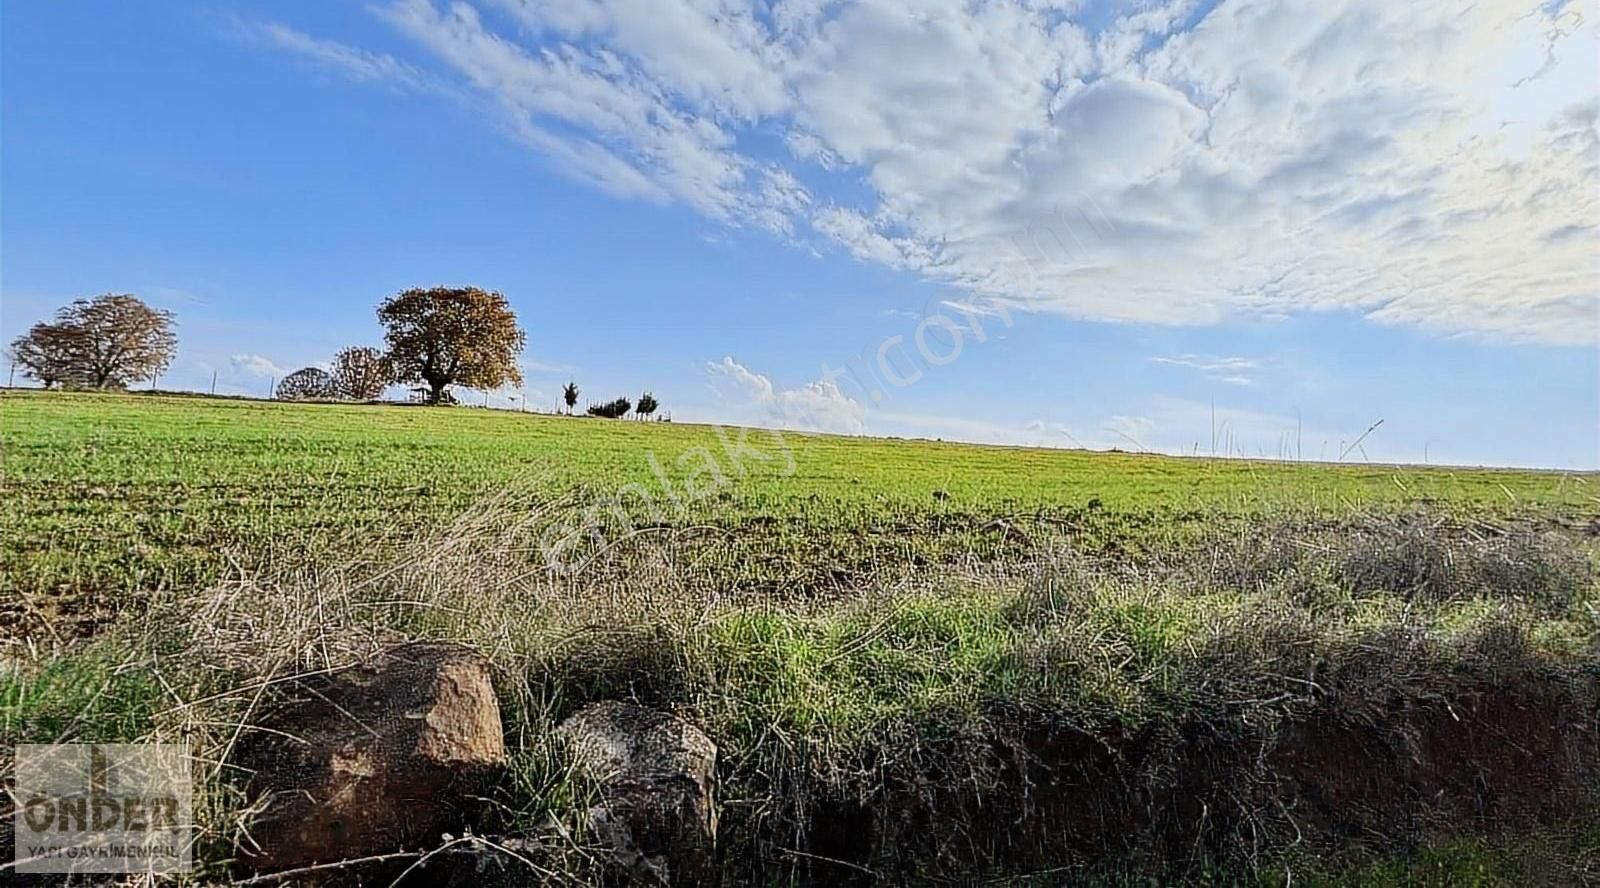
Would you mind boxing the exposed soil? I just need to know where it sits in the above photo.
[751,676,1598,884]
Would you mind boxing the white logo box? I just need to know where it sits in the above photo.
[13,743,193,874]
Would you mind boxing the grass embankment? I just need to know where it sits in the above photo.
[2,390,1598,883]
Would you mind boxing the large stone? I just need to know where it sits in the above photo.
[558,702,718,886]
[234,642,506,875]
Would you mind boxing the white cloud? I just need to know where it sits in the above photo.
[367,0,811,227]
[247,21,434,91]
[229,354,285,378]
[873,399,1355,461]
[691,359,1377,460]
[264,0,1600,343]
[699,361,1118,448]
[486,0,790,121]
[1104,415,1157,450]
[705,356,867,433]
[1082,396,1380,462]
[1150,354,1258,385]
[873,411,1100,448]
[810,207,931,269]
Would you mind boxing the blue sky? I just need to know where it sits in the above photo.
[3,0,1597,468]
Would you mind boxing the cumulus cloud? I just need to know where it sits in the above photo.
[260,0,1599,343]
[229,354,285,378]
[705,356,867,433]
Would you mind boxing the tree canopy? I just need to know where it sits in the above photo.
[8,294,175,389]
[330,346,393,401]
[7,323,82,388]
[377,287,525,405]
[587,397,632,418]
[276,367,337,401]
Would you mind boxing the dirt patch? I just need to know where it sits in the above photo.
[1270,686,1594,844]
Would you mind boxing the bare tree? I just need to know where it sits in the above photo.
[330,346,392,400]
[276,367,337,400]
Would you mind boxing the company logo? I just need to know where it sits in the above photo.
[13,744,192,874]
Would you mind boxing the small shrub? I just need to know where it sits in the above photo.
[586,397,632,418]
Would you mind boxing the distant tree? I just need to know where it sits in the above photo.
[636,391,659,420]
[377,286,525,405]
[21,294,177,389]
[7,323,83,389]
[586,397,632,419]
[330,346,392,400]
[562,381,580,414]
[276,367,336,400]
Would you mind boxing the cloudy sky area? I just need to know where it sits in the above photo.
[3,1,1597,467]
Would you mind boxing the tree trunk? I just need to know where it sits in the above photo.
[427,378,447,404]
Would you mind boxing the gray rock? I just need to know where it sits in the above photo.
[558,701,718,886]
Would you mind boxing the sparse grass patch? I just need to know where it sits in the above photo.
[704,588,1025,742]
[0,638,164,743]
[1298,816,1600,887]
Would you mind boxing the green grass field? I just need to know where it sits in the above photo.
[3,389,1598,884]
[4,389,1594,636]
